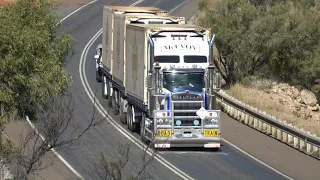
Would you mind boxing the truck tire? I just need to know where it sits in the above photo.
[127,105,139,132]
[120,99,127,124]
[140,113,148,144]
[96,69,102,82]
[102,76,108,99]
[127,105,133,131]
[108,91,112,107]
[111,90,117,109]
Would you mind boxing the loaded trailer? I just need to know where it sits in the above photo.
[95,6,184,83]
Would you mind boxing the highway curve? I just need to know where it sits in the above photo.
[56,0,320,179]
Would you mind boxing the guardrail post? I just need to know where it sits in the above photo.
[270,116,277,137]
[237,108,241,121]
[293,128,299,148]
[288,124,294,145]
[281,121,288,143]
[299,128,306,151]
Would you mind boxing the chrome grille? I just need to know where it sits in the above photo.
[173,102,202,116]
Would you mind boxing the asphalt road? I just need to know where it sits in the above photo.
[56,0,320,179]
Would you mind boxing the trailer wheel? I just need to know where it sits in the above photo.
[107,82,112,107]
[131,106,140,132]
[127,105,133,131]
[101,76,108,99]
[120,98,127,124]
[96,69,102,82]
[127,105,139,132]
[111,90,118,109]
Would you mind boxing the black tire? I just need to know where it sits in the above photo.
[127,105,133,131]
[132,121,140,133]
[101,76,107,99]
[96,70,102,82]
[111,90,117,109]
[120,99,127,124]
[140,113,148,144]
[108,93,112,107]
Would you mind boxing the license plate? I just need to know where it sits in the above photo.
[182,134,193,138]
[157,130,172,137]
[204,129,219,137]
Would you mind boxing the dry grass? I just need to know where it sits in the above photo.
[226,83,320,136]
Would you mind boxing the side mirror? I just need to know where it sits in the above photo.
[94,55,99,59]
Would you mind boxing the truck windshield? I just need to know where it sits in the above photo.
[184,55,207,63]
[163,72,204,91]
[155,55,179,63]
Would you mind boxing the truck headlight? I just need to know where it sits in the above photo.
[157,118,172,125]
[204,118,218,125]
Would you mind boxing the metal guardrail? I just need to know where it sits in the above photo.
[213,90,320,159]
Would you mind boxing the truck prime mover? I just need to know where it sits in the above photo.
[94,6,222,149]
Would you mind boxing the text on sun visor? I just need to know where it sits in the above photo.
[161,44,200,52]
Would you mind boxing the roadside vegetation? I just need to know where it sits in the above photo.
[194,0,320,135]
[0,0,156,179]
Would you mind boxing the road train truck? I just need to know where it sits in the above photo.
[95,7,222,149]
[95,6,185,83]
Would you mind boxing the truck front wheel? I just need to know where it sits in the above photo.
[140,113,148,144]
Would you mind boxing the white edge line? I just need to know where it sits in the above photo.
[25,116,85,179]
[57,0,99,25]
[222,138,294,180]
